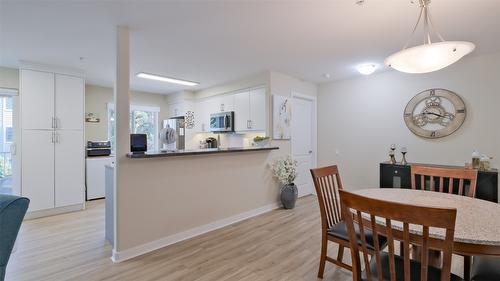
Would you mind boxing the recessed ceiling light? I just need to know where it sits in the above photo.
[356,64,378,75]
[136,72,199,86]
[323,73,331,79]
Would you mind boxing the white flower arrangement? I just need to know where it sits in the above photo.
[272,156,298,185]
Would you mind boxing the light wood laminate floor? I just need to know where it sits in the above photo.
[6,195,464,281]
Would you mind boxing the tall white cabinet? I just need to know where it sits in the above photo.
[20,67,85,214]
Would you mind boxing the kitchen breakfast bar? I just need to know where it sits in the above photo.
[107,145,282,261]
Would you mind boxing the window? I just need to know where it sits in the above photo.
[5,127,12,143]
[107,104,160,152]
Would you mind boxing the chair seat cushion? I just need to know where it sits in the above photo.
[362,252,463,281]
[471,256,500,281]
[327,221,388,250]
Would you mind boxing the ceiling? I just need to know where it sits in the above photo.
[1,0,500,94]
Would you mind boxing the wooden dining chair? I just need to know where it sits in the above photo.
[410,165,478,198]
[339,190,463,281]
[411,165,478,280]
[310,165,388,278]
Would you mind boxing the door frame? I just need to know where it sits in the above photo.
[290,91,317,196]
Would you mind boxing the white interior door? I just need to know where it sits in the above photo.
[291,95,315,197]
[21,130,55,211]
[55,130,84,207]
[55,74,84,130]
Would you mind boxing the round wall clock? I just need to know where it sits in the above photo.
[404,88,466,139]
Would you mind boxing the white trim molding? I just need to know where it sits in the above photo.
[25,203,85,220]
[111,201,281,263]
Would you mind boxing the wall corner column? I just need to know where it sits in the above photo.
[113,25,130,255]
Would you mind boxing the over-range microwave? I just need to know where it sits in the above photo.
[210,111,235,133]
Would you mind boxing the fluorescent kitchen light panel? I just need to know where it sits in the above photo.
[136,72,199,86]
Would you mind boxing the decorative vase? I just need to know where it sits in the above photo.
[280,183,298,209]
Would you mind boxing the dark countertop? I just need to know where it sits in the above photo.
[126,146,279,159]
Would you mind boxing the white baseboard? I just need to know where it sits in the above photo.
[111,201,281,263]
[25,203,85,220]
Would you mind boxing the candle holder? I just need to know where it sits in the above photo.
[389,144,397,164]
[400,146,408,165]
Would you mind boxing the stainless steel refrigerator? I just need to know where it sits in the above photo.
[162,117,185,150]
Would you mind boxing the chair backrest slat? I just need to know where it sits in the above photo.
[310,166,344,231]
[403,222,411,281]
[411,165,478,198]
[340,190,457,281]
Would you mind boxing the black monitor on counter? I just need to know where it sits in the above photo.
[130,134,147,154]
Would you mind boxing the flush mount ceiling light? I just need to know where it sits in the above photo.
[356,64,377,75]
[136,72,199,86]
[385,0,475,74]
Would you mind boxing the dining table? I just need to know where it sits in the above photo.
[352,188,500,280]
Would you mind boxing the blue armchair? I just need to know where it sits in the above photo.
[0,195,29,281]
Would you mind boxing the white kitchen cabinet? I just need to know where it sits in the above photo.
[194,86,266,133]
[233,87,266,132]
[168,102,185,117]
[20,70,55,130]
[217,94,234,112]
[249,88,266,131]
[55,74,84,130]
[20,65,85,216]
[55,130,84,207]
[195,99,208,132]
[21,130,55,212]
[233,91,251,131]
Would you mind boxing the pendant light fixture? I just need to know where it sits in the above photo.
[385,0,475,74]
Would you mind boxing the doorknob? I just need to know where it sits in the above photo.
[308,150,313,154]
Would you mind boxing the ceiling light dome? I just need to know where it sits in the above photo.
[356,64,377,75]
[385,0,475,74]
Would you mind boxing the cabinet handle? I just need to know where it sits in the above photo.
[51,132,55,143]
[249,120,253,129]
[51,117,55,128]
[56,117,60,129]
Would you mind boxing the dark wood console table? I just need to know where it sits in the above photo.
[380,162,498,203]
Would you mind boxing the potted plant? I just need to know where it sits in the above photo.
[272,156,298,209]
[253,136,270,147]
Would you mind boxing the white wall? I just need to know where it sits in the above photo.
[0,67,19,89]
[317,51,500,190]
[85,84,169,142]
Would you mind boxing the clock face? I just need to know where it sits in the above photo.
[404,89,466,139]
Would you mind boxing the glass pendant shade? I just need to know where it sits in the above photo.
[385,0,475,74]
[385,41,475,74]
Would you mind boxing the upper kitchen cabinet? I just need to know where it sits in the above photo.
[168,102,187,118]
[233,91,251,131]
[249,87,266,131]
[216,94,234,113]
[20,69,55,130]
[234,87,266,132]
[55,74,84,130]
[194,86,266,133]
